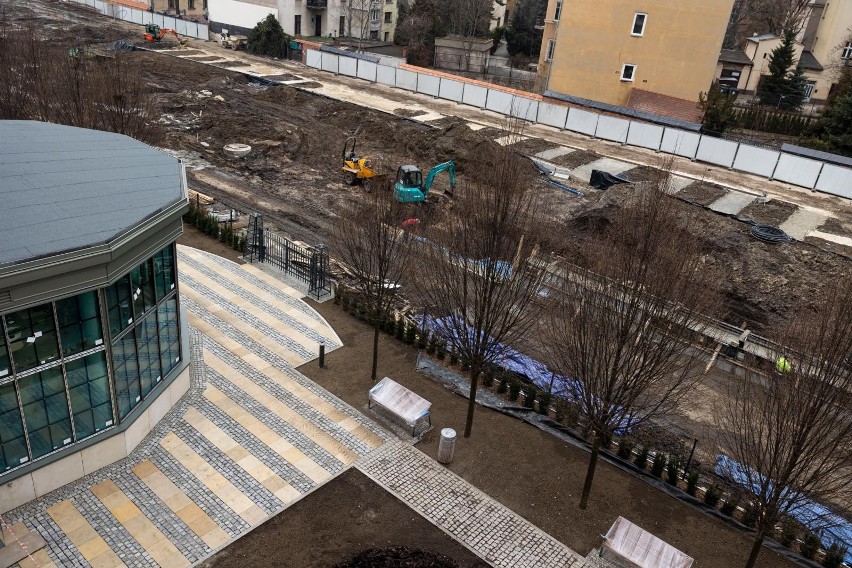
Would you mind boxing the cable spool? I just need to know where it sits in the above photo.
[750,225,794,244]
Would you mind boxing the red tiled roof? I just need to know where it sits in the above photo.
[110,0,149,10]
[627,89,703,123]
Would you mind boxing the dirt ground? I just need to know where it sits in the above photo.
[6,0,852,334]
[296,301,799,568]
[199,469,486,568]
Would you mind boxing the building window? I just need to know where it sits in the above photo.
[631,13,646,36]
[384,31,389,41]
[545,39,556,61]
[843,42,852,59]
[0,382,28,470]
[339,15,344,36]
[168,0,174,8]
[106,275,133,337]
[19,367,72,459]
[553,0,562,21]
[295,15,302,35]
[621,63,636,81]
[6,304,60,373]
[188,0,194,8]
[66,352,112,439]
[56,292,102,357]
[384,11,391,23]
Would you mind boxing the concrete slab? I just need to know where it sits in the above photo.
[808,230,852,247]
[535,147,574,161]
[572,157,635,185]
[668,176,694,194]
[707,191,756,215]
[466,122,488,131]
[778,207,830,240]
[494,135,529,146]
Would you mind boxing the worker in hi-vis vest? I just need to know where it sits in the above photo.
[775,356,792,374]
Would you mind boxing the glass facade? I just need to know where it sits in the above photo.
[0,244,181,473]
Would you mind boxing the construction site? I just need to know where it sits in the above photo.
[1,0,851,567]
[7,0,852,334]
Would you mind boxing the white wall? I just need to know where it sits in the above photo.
[210,0,276,32]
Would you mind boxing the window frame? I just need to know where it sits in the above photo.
[545,39,556,62]
[631,12,647,37]
[553,0,562,21]
[621,63,636,82]
[843,42,852,59]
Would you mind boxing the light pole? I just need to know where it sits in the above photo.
[776,94,786,109]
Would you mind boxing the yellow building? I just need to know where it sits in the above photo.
[537,0,734,121]
[737,0,852,103]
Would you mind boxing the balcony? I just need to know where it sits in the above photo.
[306,0,326,9]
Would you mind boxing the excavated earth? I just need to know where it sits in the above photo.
[7,0,852,335]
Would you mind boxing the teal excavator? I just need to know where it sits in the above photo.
[393,161,456,203]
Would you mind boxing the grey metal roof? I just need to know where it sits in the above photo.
[799,50,824,71]
[0,121,184,267]
[781,143,852,168]
[543,91,702,132]
[746,33,778,42]
[719,49,754,66]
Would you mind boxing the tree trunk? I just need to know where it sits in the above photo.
[463,367,480,438]
[579,435,602,510]
[744,530,766,568]
[371,321,380,381]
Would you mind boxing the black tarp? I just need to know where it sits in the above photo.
[590,169,632,190]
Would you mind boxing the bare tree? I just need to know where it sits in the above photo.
[716,276,852,568]
[410,124,547,438]
[0,20,158,142]
[724,0,812,48]
[541,169,722,510]
[332,181,416,381]
[347,0,377,51]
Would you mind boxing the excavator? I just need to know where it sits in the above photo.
[393,161,456,203]
[341,137,383,185]
[143,23,189,46]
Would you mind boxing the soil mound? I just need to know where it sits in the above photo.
[334,546,484,568]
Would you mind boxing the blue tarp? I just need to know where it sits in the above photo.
[418,315,635,433]
[716,455,852,563]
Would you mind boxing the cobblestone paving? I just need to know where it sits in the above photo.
[2,248,379,567]
[357,441,589,568]
[4,247,588,568]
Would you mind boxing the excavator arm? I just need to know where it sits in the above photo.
[422,160,456,196]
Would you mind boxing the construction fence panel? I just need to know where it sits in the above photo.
[773,153,823,188]
[596,115,630,143]
[660,128,700,159]
[130,8,144,24]
[173,19,189,36]
[732,145,780,178]
[626,121,663,151]
[396,69,418,91]
[438,78,464,103]
[416,73,441,97]
[320,52,339,74]
[461,84,488,108]
[485,89,514,115]
[510,96,539,122]
[536,102,569,129]
[306,49,322,69]
[356,60,378,82]
[565,107,599,137]
[696,136,739,168]
[815,164,852,198]
[376,64,396,86]
[338,56,358,77]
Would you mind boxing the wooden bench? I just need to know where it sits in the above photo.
[368,377,431,436]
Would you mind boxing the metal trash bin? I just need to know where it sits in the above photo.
[437,428,457,464]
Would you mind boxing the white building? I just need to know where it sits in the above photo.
[208,0,397,41]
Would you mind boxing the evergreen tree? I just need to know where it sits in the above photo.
[699,81,737,135]
[757,28,798,108]
[820,93,852,157]
[504,0,546,57]
[783,64,807,110]
[246,14,291,59]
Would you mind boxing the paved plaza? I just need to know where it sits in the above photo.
[2,246,585,568]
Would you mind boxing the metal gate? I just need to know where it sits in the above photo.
[244,214,331,300]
